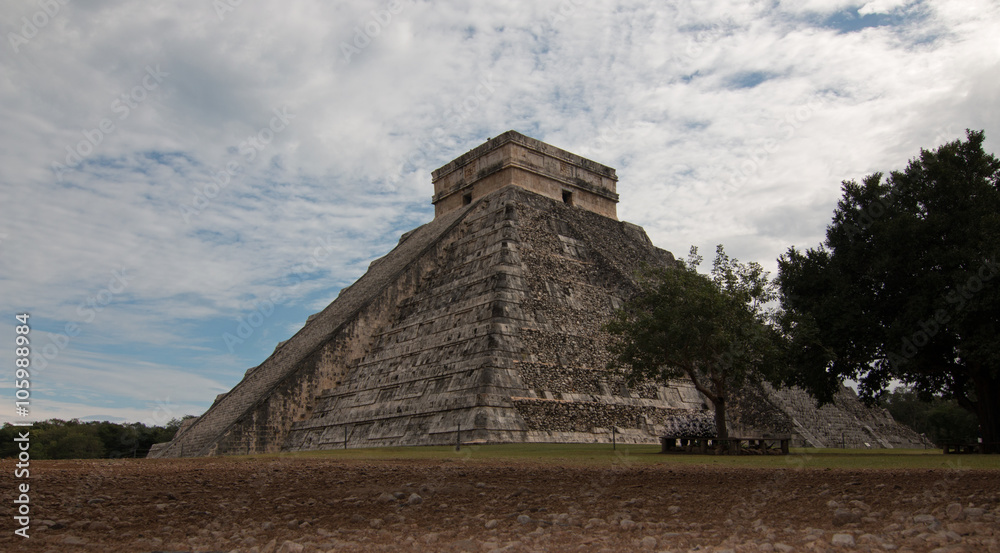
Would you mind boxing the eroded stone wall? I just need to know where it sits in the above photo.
[283,187,710,450]
[148,203,477,457]
[152,185,929,457]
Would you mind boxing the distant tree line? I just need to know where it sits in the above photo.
[880,388,980,446]
[0,418,189,459]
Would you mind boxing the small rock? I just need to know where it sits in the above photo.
[276,541,304,553]
[517,514,532,524]
[63,536,87,545]
[261,521,274,530]
[640,536,657,549]
[393,492,407,500]
[774,545,794,553]
[369,518,383,529]
[87,521,110,531]
[667,505,681,514]
[831,533,856,547]
[154,503,168,512]
[407,493,423,505]
[963,507,985,518]
[475,482,486,488]
[485,519,499,529]
[620,519,636,530]
[833,508,861,526]
[913,514,938,525]
[377,492,395,503]
[849,500,871,511]
[87,498,105,505]
[946,503,964,520]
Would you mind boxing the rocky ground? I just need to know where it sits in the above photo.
[1,456,998,553]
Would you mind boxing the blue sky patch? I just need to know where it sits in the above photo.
[822,8,905,33]
[726,71,778,89]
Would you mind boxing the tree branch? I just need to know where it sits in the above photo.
[683,365,718,404]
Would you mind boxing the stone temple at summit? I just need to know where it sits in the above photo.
[149,131,927,458]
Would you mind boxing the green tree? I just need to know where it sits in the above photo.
[0,418,187,459]
[605,245,785,441]
[779,130,1000,452]
[880,388,979,445]
[36,420,106,459]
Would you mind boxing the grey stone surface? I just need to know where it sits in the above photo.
[150,134,929,458]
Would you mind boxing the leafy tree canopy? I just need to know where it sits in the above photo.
[606,245,785,440]
[779,129,1000,451]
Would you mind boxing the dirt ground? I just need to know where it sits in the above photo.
[1,456,998,553]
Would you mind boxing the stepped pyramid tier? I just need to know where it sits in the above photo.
[149,132,928,458]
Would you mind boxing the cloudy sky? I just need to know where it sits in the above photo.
[1,0,998,425]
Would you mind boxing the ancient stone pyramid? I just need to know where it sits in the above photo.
[149,131,926,457]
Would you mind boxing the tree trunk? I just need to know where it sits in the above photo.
[713,397,729,442]
[973,372,1000,454]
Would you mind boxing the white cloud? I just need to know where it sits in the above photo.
[858,0,910,15]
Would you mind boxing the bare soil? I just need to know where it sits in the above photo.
[1,456,998,552]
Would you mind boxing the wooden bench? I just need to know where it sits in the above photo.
[943,442,981,454]
[661,436,790,455]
